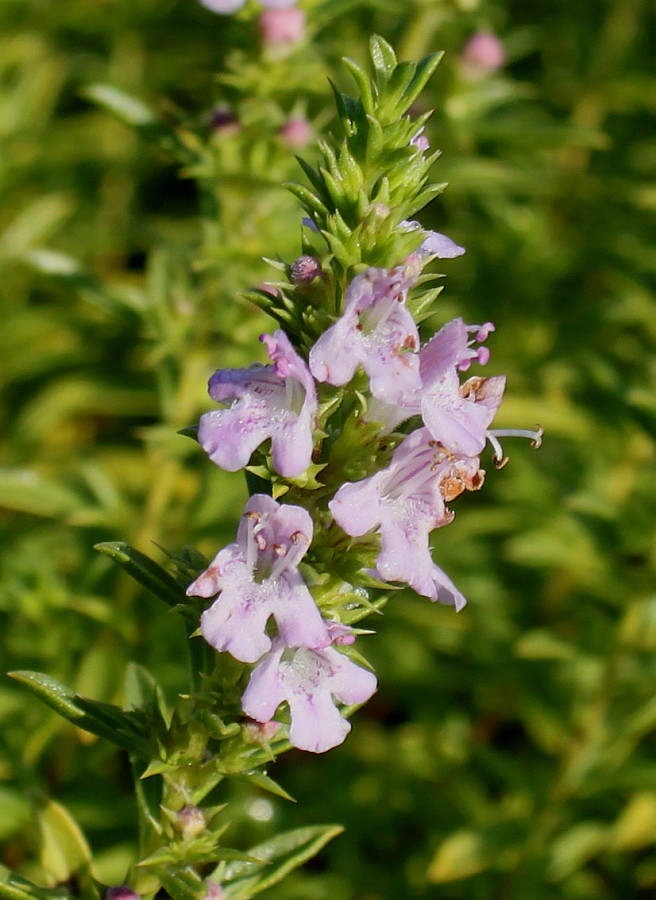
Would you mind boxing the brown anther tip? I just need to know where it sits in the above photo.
[494,455,509,470]
[290,530,308,544]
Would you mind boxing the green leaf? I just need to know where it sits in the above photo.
[0,468,82,519]
[123,662,170,727]
[150,868,206,900]
[31,794,94,889]
[83,84,190,160]
[218,825,343,898]
[94,542,185,608]
[0,867,69,900]
[238,770,295,802]
[9,672,151,755]
[342,57,374,114]
[369,35,397,80]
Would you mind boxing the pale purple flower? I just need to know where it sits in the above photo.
[187,495,329,664]
[242,627,377,753]
[309,266,421,405]
[198,329,317,478]
[198,0,296,14]
[367,318,506,457]
[330,428,485,607]
[410,128,430,152]
[400,220,466,260]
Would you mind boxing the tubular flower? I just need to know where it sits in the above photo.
[187,495,329,664]
[198,329,317,478]
[367,317,505,455]
[329,428,484,607]
[241,626,377,754]
[309,266,421,405]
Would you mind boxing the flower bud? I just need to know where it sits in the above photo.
[244,719,281,743]
[210,105,240,137]
[106,888,139,900]
[259,8,305,47]
[205,883,225,900]
[175,804,206,840]
[291,255,322,284]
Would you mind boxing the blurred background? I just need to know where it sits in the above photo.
[1,0,656,897]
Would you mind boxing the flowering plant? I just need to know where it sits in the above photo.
[7,34,540,900]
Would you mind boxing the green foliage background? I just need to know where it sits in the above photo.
[1,0,656,897]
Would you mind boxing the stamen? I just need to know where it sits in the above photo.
[268,543,291,580]
[486,431,509,469]
[486,424,543,469]
[490,425,543,449]
[243,513,260,572]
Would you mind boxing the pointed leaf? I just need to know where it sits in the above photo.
[9,672,150,755]
[0,868,69,900]
[83,84,190,160]
[369,36,397,79]
[219,825,343,898]
[95,542,185,608]
[150,868,206,900]
[238,771,295,802]
[31,794,92,887]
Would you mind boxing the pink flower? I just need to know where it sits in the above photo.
[309,266,421,405]
[242,627,377,753]
[367,318,505,456]
[187,495,329,664]
[198,329,317,478]
[278,117,313,150]
[330,428,484,606]
[461,32,506,78]
[259,8,305,46]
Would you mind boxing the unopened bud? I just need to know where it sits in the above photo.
[244,719,281,742]
[106,888,139,900]
[291,255,321,284]
[210,105,240,136]
[175,804,206,840]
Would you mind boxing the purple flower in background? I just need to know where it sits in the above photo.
[198,329,317,478]
[242,626,377,753]
[330,428,484,607]
[198,0,296,14]
[461,32,506,78]
[187,495,329,663]
[309,266,421,404]
[259,8,305,46]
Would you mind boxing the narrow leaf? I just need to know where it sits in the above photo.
[219,825,343,898]
[9,672,150,755]
[94,542,185,607]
